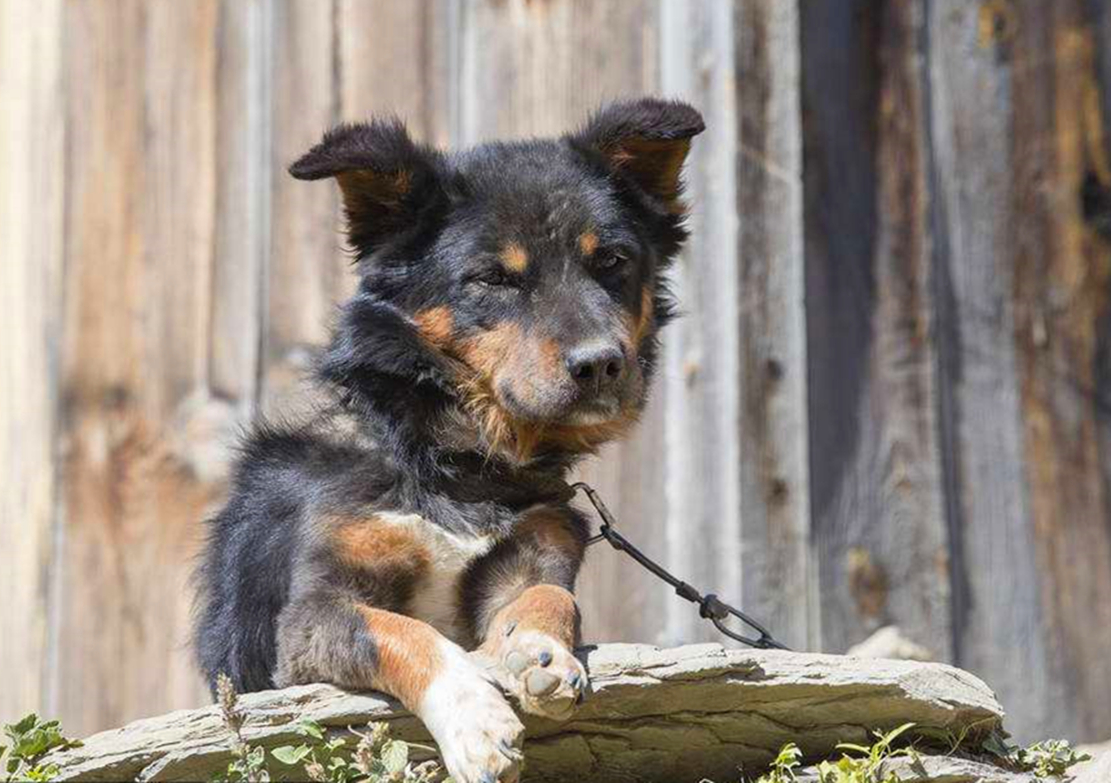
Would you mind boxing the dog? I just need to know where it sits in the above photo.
[193,97,703,783]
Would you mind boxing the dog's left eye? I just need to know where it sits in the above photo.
[470,269,517,288]
[596,250,627,271]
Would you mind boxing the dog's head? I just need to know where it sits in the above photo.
[293,98,703,462]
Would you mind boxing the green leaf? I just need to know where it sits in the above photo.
[8,715,39,737]
[296,720,325,741]
[833,743,871,755]
[381,740,409,774]
[271,744,312,765]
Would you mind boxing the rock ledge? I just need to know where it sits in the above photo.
[48,643,1009,782]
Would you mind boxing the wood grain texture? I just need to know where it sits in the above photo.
[732,0,813,650]
[0,0,64,724]
[54,0,220,735]
[263,0,345,417]
[801,0,952,658]
[925,0,1055,742]
[1007,0,1111,742]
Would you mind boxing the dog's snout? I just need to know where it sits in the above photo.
[566,341,625,395]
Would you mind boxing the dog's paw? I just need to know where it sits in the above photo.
[420,644,525,783]
[496,630,588,721]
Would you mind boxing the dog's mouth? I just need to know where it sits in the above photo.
[496,381,624,426]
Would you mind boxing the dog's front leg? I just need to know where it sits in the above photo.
[472,507,590,720]
[276,597,523,783]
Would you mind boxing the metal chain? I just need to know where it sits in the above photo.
[572,482,792,651]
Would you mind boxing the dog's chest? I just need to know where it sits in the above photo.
[372,512,496,643]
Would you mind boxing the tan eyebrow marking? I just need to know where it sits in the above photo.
[578,230,599,256]
[499,241,529,273]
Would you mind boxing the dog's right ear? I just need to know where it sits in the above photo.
[289,119,442,257]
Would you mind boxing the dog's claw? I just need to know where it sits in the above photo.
[538,650,553,667]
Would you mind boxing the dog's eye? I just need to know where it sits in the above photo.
[596,250,628,271]
[470,268,517,289]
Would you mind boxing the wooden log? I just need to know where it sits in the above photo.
[45,644,1005,783]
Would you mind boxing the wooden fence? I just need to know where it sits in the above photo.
[3,0,1110,747]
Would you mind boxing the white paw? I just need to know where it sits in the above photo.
[498,630,588,721]
[420,641,525,783]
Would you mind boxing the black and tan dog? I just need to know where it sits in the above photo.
[193,97,703,783]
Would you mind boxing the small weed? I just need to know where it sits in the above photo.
[1,714,81,782]
[983,732,1092,781]
[751,743,802,783]
[213,674,448,783]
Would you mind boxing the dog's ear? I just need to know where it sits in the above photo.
[572,98,705,211]
[289,119,442,256]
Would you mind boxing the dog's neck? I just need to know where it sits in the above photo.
[336,373,579,510]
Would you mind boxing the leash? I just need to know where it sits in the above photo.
[571,482,792,651]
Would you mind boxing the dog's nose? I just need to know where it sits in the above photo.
[566,342,625,395]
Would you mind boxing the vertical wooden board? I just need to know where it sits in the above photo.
[338,0,452,149]
[0,0,64,723]
[657,0,756,646]
[455,0,668,644]
[1006,0,1111,742]
[924,0,1054,742]
[210,0,271,413]
[801,0,952,657]
[731,0,813,650]
[263,0,342,416]
[56,0,219,735]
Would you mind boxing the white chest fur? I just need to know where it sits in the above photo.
[375,512,496,643]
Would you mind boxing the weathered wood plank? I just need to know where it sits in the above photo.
[55,0,220,735]
[924,0,1055,743]
[454,0,666,645]
[1007,0,1111,743]
[338,0,452,149]
[263,0,343,416]
[0,0,64,724]
[732,0,813,650]
[209,0,271,415]
[801,0,952,658]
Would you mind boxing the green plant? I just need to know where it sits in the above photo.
[752,743,802,783]
[812,723,917,783]
[983,732,1092,781]
[213,674,446,783]
[1,714,81,782]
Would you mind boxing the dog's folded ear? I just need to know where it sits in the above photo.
[290,119,442,256]
[572,98,705,211]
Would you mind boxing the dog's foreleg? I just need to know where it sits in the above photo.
[276,596,523,783]
[471,508,590,720]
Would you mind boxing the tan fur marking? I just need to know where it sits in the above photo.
[499,241,529,273]
[485,585,580,650]
[356,607,443,709]
[578,231,599,256]
[332,517,433,575]
[336,169,411,212]
[414,306,455,349]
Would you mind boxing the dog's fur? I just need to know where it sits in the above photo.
[193,97,703,783]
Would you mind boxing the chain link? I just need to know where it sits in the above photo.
[573,482,792,651]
